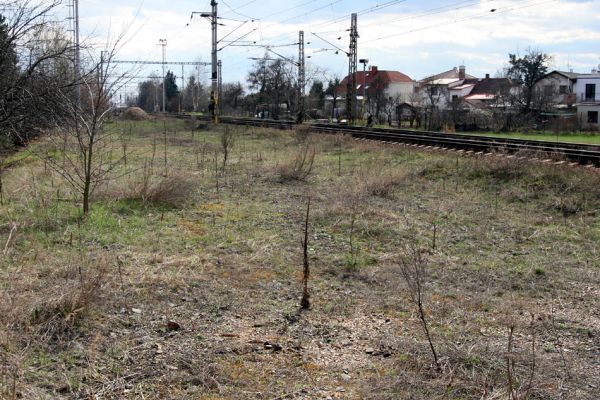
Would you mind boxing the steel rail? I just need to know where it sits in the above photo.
[179,114,600,166]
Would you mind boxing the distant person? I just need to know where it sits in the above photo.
[367,114,374,128]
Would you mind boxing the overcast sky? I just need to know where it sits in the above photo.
[71,0,600,93]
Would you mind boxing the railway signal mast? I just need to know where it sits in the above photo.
[194,1,219,122]
[209,0,219,123]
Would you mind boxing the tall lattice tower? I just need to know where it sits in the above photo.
[65,0,81,107]
[346,13,358,124]
[298,30,305,123]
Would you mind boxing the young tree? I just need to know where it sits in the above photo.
[506,49,551,113]
[366,75,388,123]
[48,42,132,215]
[247,55,296,118]
[308,80,325,112]
[164,70,179,112]
[182,75,208,112]
[221,82,244,115]
[136,79,158,112]
[422,84,447,130]
[325,77,341,120]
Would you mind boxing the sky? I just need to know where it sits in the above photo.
[65,0,600,97]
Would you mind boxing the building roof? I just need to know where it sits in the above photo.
[539,70,579,81]
[464,78,514,101]
[450,83,476,90]
[339,67,413,93]
[468,78,513,95]
[465,94,495,101]
[419,67,476,83]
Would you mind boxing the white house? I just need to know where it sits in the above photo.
[574,69,600,129]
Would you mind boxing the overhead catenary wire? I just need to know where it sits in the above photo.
[363,0,559,44]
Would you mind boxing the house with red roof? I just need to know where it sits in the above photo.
[338,66,415,101]
[330,66,415,121]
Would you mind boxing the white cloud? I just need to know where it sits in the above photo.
[74,0,600,84]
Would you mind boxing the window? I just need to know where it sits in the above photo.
[559,85,568,94]
[585,84,596,101]
[588,111,599,124]
[452,95,458,102]
[543,85,553,96]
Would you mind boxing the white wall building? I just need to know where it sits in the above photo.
[574,70,600,129]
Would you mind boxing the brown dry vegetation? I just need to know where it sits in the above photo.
[0,119,599,399]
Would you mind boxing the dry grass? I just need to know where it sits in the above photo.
[0,120,599,399]
[360,167,411,198]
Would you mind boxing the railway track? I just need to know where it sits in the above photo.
[184,115,600,167]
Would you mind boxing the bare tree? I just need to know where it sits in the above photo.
[407,91,424,128]
[0,0,75,147]
[366,74,388,123]
[220,125,235,172]
[325,76,342,120]
[422,84,447,130]
[41,36,134,215]
[397,239,440,370]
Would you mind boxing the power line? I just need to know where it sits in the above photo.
[363,0,558,44]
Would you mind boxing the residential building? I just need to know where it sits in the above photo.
[333,66,415,120]
[575,69,600,129]
[533,70,578,109]
[417,66,477,110]
[463,76,516,106]
[338,66,415,100]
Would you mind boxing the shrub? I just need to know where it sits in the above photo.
[293,125,312,144]
[141,171,197,207]
[361,169,409,198]
[276,144,316,182]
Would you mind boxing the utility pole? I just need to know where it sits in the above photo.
[346,13,358,125]
[298,30,305,124]
[210,0,219,123]
[73,0,81,109]
[191,2,219,121]
[218,59,222,116]
[158,39,167,112]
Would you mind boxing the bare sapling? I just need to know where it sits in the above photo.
[398,239,440,370]
[214,151,219,193]
[348,212,357,269]
[0,167,4,205]
[3,223,18,256]
[38,34,135,215]
[336,135,343,177]
[506,314,537,400]
[549,304,571,378]
[163,121,168,176]
[300,196,311,310]
[221,126,235,172]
